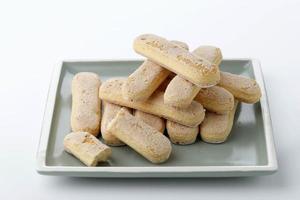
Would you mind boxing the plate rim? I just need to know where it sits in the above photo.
[36,58,278,176]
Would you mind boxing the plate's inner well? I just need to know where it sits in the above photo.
[46,60,268,167]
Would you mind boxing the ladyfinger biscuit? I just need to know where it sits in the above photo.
[99,78,205,127]
[64,132,112,166]
[122,41,188,101]
[193,46,223,66]
[200,101,238,143]
[218,72,261,103]
[107,108,172,163]
[101,101,132,146]
[194,86,234,114]
[133,110,165,133]
[133,34,220,87]
[164,75,201,108]
[166,121,199,145]
[164,46,223,108]
[169,40,189,50]
[71,72,101,136]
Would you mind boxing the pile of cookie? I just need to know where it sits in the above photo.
[64,34,262,166]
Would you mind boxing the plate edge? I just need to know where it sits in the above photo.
[36,61,63,172]
[251,59,278,172]
[36,58,278,175]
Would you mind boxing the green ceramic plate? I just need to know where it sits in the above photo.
[36,59,278,177]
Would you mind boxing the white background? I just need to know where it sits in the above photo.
[0,0,299,199]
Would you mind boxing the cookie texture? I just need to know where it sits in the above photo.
[99,78,205,127]
[133,34,220,87]
[107,108,172,164]
[134,110,165,133]
[219,72,261,103]
[200,101,238,143]
[164,45,223,108]
[71,72,101,136]
[122,41,188,101]
[194,86,234,114]
[64,132,111,166]
[101,101,131,146]
[166,121,199,145]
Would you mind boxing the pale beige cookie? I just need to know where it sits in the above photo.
[193,46,223,66]
[200,101,238,143]
[64,132,112,166]
[101,101,132,146]
[164,75,201,108]
[218,72,261,103]
[133,34,220,87]
[133,110,165,133]
[122,60,170,101]
[164,46,223,108]
[169,40,189,50]
[122,41,188,101]
[194,86,234,114]
[166,121,199,145]
[99,78,205,127]
[71,72,101,136]
[107,108,172,164]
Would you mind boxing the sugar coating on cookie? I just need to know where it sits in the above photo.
[194,86,234,114]
[166,121,199,145]
[71,72,101,136]
[107,108,172,164]
[99,78,205,127]
[134,110,165,133]
[200,101,239,143]
[164,45,223,108]
[193,46,223,66]
[64,132,112,166]
[101,101,132,146]
[133,34,220,87]
[122,41,188,101]
[219,72,261,103]
[164,75,200,108]
[122,60,170,101]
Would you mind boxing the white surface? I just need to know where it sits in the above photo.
[0,0,299,199]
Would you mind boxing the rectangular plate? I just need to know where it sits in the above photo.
[36,59,278,177]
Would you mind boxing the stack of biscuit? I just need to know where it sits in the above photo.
[64,34,262,166]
